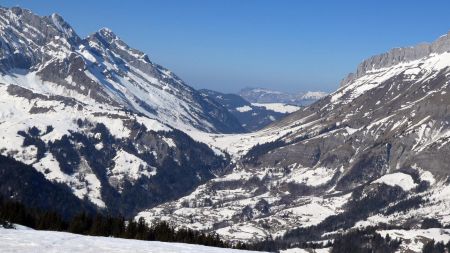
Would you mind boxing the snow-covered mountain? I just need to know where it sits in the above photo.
[137,31,450,245]
[0,7,243,134]
[0,6,240,216]
[239,87,328,106]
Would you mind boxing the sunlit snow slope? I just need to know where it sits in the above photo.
[0,227,261,253]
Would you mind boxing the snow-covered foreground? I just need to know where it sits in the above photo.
[4,227,448,253]
[0,228,262,253]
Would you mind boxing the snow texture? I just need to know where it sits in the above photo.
[0,227,261,253]
[372,172,417,191]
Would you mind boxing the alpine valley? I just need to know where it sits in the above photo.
[2,5,450,253]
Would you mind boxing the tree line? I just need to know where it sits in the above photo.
[3,194,449,253]
[0,196,249,250]
[422,240,450,253]
[331,228,402,253]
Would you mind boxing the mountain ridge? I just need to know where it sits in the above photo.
[340,31,450,87]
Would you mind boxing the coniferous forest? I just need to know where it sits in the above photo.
[0,196,247,250]
[421,239,450,253]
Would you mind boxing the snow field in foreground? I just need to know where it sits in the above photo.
[0,228,262,253]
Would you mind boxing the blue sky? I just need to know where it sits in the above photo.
[2,1,450,93]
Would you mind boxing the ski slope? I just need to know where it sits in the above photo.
[0,227,262,253]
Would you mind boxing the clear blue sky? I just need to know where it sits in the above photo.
[2,0,450,93]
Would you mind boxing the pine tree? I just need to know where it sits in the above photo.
[125,219,137,239]
[68,212,92,234]
[136,217,148,240]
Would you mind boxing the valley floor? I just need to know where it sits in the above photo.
[0,227,261,253]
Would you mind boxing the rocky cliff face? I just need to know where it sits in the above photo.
[138,31,450,243]
[341,31,450,87]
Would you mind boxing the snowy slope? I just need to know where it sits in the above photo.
[0,228,261,253]
[377,229,450,253]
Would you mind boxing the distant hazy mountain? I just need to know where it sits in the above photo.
[239,87,328,106]
[200,89,299,131]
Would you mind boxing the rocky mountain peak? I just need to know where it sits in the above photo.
[0,7,80,43]
[49,12,80,44]
[87,27,152,65]
[341,31,450,87]
[94,27,118,43]
[0,7,82,70]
